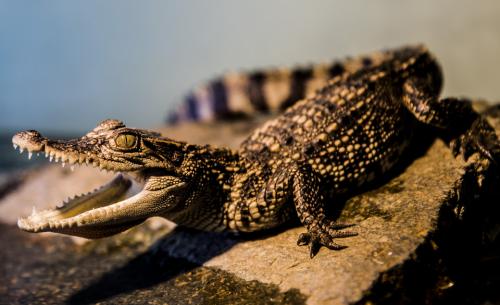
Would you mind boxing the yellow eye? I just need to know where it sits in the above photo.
[115,134,138,149]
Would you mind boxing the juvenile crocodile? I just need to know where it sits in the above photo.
[13,46,500,257]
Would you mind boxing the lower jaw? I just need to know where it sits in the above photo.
[17,172,145,235]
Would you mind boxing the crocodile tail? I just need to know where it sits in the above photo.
[166,49,391,124]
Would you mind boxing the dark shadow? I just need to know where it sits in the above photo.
[66,216,305,304]
[355,151,500,305]
[66,227,238,305]
[67,252,197,305]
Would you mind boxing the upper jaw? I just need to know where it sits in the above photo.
[13,130,119,172]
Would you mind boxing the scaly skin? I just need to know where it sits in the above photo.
[13,45,500,257]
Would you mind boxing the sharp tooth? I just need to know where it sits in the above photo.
[13,144,18,149]
[68,155,77,165]
[28,152,33,159]
[62,162,65,168]
[78,155,85,164]
[45,152,48,158]
[31,206,37,216]
[70,165,75,172]
[49,155,54,162]
[19,148,24,154]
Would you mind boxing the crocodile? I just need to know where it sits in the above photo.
[13,45,500,257]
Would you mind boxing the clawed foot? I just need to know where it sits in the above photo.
[450,118,500,162]
[297,221,357,258]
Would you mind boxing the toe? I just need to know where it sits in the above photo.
[297,233,311,246]
[309,238,322,258]
[330,230,358,238]
[327,221,356,230]
[324,240,347,250]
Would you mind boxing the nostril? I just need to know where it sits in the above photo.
[22,130,43,140]
[14,130,42,140]
[26,130,42,136]
[12,130,45,152]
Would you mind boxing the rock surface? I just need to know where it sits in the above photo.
[1,110,499,304]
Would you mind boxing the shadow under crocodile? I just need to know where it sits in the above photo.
[66,224,299,305]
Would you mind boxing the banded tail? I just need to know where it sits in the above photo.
[166,47,406,124]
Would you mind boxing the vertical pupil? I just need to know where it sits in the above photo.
[118,134,135,147]
[126,135,134,146]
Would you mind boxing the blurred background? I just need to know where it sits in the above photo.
[1,0,500,171]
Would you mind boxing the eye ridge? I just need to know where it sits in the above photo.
[115,133,139,149]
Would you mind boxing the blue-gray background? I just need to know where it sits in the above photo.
[1,0,500,135]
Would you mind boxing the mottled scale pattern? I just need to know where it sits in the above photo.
[243,75,411,189]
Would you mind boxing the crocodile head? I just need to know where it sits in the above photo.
[13,119,193,238]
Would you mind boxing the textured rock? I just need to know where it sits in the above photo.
[1,109,499,304]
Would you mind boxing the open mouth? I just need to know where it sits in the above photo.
[12,131,160,238]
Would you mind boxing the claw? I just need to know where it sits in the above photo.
[474,138,495,162]
[450,138,461,157]
[297,224,357,258]
[309,238,321,258]
[297,233,311,246]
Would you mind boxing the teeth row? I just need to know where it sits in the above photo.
[21,204,118,231]
[13,143,113,173]
[59,187,103,206]
[21,218,78,231]
[20,182,133,231]
[18,207,76,231]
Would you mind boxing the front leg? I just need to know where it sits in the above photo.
[292,166,357,258]
[402,78,500,162]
